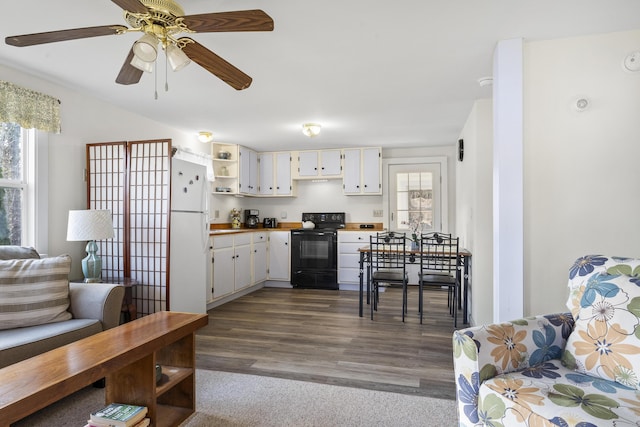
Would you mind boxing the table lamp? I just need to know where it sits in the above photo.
[66,209,115,283]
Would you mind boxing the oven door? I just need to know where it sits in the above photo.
[291,230,337,270]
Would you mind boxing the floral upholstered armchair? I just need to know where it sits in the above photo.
[453,255,640,426]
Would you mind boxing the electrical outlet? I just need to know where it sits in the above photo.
[214,210,219,219]
[373,209,383,217]
[281,211,287,219]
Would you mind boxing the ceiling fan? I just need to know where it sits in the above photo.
[5,0,274,90]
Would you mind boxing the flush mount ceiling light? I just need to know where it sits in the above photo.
[197,131,214,143]
[302,123,321,138]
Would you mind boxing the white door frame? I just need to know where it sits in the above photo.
[382,156,448,232]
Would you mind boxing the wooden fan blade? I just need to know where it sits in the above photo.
[181,10,274,33]
[181,38,252,90]
[116,47,143,85]
[111,0,148,14]
[5,25,127,47]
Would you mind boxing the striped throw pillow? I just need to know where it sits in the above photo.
[0,255,72,330]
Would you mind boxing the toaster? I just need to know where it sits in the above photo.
[263,218,277,228]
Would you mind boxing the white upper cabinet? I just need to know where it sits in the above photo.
[258,152,274,196]
[294,149,342,179]
[213,144,382,197]
[343,147,382,195]
[259,152,294,196]
[238,145,258,195]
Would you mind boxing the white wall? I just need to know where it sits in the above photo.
[524,29,640,315]
[456,29,640,325]
[0,64,203,279]
[456,98,493,325]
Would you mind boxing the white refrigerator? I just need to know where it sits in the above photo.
[169,158,209,314]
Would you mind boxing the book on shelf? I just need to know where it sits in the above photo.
[88,403,148,427]
[86,418,150,427]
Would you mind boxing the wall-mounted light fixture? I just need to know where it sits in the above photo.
[197,131,213,143]
[302,123,321,138]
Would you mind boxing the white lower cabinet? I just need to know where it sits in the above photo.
[211,233,252,300]
[210,231,289,303]
[268,231,290,281]
[338,231,375,285]
[253,232,268,284]
[233,233,252,291]
[211,235,234,299]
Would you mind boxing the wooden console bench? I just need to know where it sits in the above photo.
[0,311,208,427]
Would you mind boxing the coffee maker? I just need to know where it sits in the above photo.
[244,209,259,228]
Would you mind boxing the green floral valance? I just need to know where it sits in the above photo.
[0,80,61,133]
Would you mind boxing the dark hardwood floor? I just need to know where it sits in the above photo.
[195,286,460,400]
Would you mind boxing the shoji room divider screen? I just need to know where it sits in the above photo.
[86,139,172,318]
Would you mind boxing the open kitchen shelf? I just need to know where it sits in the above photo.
[212,143,238,194]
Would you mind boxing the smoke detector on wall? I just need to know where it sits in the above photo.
[623,50,640,72]
[574,97,590,112]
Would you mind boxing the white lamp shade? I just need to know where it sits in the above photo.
[167,43,191,71]
[133,33,158,62]
[130,54,154,73]
[66,210,115,241]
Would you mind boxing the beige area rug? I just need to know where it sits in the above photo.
[12,370,457,427]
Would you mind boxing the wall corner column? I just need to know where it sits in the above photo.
[492,38,524,322]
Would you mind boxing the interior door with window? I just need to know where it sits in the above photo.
[389,163,442,234]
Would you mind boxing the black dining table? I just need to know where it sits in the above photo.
[357,245,472,324]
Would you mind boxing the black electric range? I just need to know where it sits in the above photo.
[290,212,345,290]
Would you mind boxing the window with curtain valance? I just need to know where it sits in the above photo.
[0,80,61,134]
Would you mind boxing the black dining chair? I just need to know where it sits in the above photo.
[369,231,409,321]
[418,232,460,326]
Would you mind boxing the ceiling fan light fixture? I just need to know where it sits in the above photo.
[130,54,154,73]
[302,123,321,138]
[133,33,159,62]
[167,43,191,71]
[197,131,213,143]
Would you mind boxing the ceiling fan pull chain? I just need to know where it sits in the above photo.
[165,50,169,92]
[154,57,158,100]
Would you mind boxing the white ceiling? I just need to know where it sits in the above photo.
[1,0,639,152]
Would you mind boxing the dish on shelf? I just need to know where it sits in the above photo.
[217,151,231,160]
[215,187,232,192]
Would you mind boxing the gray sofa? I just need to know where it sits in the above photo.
[0,246,125,369]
